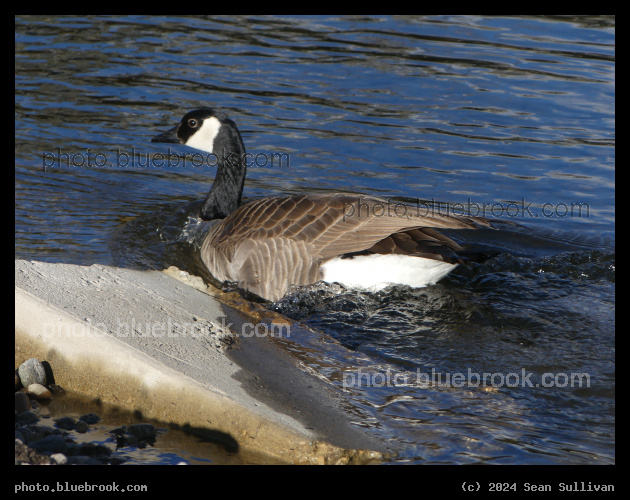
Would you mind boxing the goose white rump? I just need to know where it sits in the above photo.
[321,254,458,292]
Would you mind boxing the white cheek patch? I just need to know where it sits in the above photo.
[185,116,222,154]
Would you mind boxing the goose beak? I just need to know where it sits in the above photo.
[151,125,180,144]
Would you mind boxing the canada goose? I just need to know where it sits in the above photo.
[152,108,493,302]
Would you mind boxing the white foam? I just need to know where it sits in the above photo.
[320,254,458,291]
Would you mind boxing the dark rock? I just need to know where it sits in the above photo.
[55,416,76,430]
[30,434,67,454]
[15,427,34,443]
[77,442,111,457]
[79,413,101,424]
[16,411,39,425]
[127,423,156,440]
[29,425,57,436]
[15,391,30,413]
[75,420,89,433]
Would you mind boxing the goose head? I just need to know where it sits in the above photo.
[152,108,247,221]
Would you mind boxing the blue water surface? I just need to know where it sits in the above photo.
[15,15,614,465]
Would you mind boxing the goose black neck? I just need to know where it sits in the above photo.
[200,123,247,221]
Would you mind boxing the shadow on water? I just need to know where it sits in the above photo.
[37,390,283,465]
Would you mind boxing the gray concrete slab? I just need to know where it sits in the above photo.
[15,260,386,464]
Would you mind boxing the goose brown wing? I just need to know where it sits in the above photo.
[207,194,487,252]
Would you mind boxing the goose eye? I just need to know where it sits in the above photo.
[188,118,198,128]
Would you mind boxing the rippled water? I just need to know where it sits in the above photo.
[16,15,614,465]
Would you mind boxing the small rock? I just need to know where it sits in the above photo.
[126,423,156,441]
[27,384,52,400]
[30,434,67,454]
[30,424,57,436]
[17,358,46,387]
[79,413,101,424]
[15,392,30,413]
[15,427,33,443]
[16,411,39,425]
[74,421,89,433]
[55,416,76,430]
[50,453,67,465]
[77,442,111,457]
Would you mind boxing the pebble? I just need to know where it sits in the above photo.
[17,358,46,387]
[16,411,40,425]
[79,413,101,424]
[50,453,67,465]
[15,427,33,443]
[126,423,157,441]
[16,425,46,445]
[29,434,67,454]
[74,420,89,433]
[27,383,52,400]
[15,392,30,413]
[55,416,76,430]
[76,442,111,457]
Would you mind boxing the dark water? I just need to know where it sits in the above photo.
[16,15,614,465]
